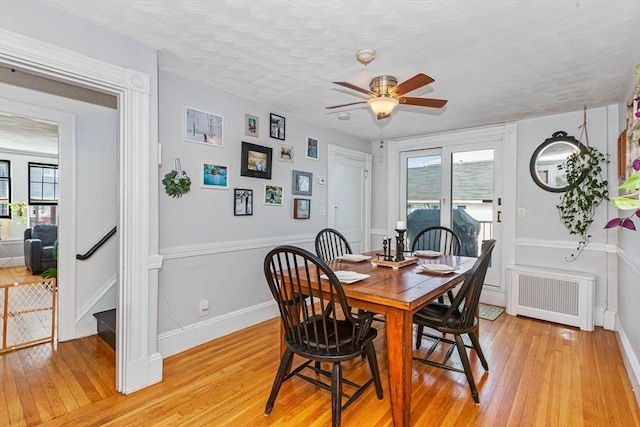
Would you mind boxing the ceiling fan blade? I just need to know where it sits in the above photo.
[399,96,448,108]
[392,73,435,96]
[332,81,373,96]
[325,101,367,110]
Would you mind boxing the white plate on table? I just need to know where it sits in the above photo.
[337,254,372,262]
[321,270,370,284]
[414,250,442,258]
[418,264,458,275]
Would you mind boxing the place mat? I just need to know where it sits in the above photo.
[479,303,505,321]
[418,263,458,274]
[320,271,370,284]
[414,250,442,258]
[337,254,372,262]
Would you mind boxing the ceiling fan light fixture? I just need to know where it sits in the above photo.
[356,48,375,66]
[367,96,399,117]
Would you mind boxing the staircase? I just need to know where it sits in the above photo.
[94,309,116,350]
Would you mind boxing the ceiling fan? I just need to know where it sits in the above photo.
[326,73,447,120]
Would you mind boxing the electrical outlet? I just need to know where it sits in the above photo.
[518,208,526,218]
[319,206,326,216]
[199,298,209,316]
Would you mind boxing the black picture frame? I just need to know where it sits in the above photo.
[241,141,273,179]
[270,113,285,140]
[234,188,253,216]
[294,198,311,219]
[292,170,312,196]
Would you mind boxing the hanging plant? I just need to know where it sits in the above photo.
[162,158,191,198]
[556,109,609,261]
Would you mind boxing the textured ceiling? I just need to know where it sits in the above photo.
[0,114,58,155]
[42,0,640,141]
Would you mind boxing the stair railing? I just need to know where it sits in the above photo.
[76,227,116,260]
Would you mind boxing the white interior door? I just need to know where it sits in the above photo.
[400,140,501,287]
[327,145,371,253]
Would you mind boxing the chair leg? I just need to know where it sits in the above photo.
[454,334,480,404]
[331,362,342,427]
[468,331,489,371]
[363,341,383,399]
[415,324,424,350]
[265,349,294,415]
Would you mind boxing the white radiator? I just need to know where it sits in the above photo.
[506,265,595,331]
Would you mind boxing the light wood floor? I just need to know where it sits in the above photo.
[0,266,42,285]
[2,312,639,426]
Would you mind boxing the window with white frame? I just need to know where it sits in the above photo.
[28,162,58,205]
[28,162,58,226]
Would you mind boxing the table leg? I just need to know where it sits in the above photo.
[385,307,413,426]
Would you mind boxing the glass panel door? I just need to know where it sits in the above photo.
[402,150,443,246]
[450,149,494,257]
[401,142,500,287]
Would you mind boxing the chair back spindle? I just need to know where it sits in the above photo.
[411,226,461,255]
[315,228,353,262]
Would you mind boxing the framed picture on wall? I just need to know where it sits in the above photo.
[201,162,229,189]
[234,188,253,216]
[293,198,310,219]
[241,141,272,179]
[270,113,285,140]
[279,144,294,163]
[245,114,259,138]
[264,184,283,206]
[185,107,223,147]
[625,79,640,179]
[292,170,312,196]
[306,136,318,160]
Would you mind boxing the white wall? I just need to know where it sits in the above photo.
[515,107,610,311]
[157,70,370,355]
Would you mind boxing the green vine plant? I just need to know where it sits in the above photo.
[162,158,191,198]
[556,144,609,261]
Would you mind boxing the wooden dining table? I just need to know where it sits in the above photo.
[317,251,476,427]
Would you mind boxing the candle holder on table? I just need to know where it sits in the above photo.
[372,229,417,270]
[394,229,406,262]
[382,237,393,261]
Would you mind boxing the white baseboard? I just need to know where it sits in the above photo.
[616,315,640,407]
[158,300,279,358]
[0,256,25,268]
[592,309,616,330]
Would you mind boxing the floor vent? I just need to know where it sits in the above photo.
[506,265,595,331]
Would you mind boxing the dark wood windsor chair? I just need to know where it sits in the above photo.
[412,239,497,404]
[263,245,383,426]
[411,225,462,306]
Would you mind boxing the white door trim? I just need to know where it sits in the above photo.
[0,28,161,393]
[327,144,372,252]
[0,99,77,341]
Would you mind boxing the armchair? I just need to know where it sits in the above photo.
[24,224,58,274]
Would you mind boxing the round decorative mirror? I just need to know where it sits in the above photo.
[530,131,584,192]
